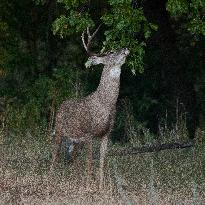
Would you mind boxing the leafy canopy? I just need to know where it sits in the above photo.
[167,0,205,36]
[52,0,157,74]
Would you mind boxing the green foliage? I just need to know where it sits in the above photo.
[166,0,189,16]
[52,0,157,74]
[101,3,157,73]
[188,16,205,35]
[167,0,205,36]
[57,0,87,9]
[4,66,85,131]
[52,0,94,37]
[53,12,94,38]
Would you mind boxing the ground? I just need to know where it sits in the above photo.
[0,130,205,205]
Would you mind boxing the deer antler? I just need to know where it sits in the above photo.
[81,24,102,56]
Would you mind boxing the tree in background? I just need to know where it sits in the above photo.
[0,0,204,140]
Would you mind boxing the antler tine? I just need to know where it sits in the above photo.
[91,24,101,40]
[81,30,88,53]
[87,27,91,38]
[88,24,102,43]
[81,24,102,56]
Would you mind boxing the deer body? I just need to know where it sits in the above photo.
[55,64,121,140]
[52,27,129,189]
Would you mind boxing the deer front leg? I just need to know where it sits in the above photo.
[99,134,108,190]
[51,131,62,166]
[86,136,93,186]
[99,109,115,189]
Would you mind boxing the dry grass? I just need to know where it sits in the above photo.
[1,130,205,205]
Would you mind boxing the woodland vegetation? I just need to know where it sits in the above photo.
[0,0,204,141]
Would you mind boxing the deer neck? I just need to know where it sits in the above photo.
[96,64,121,107]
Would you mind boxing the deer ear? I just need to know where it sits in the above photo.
[85,56,104,68]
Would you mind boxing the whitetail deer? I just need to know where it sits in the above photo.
[52,26,129,189]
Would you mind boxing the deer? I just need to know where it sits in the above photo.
[51,26,130,189]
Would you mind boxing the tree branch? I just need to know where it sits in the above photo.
[108,141,194,157]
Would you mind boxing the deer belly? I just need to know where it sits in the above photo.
[58,102,92,140]
[57,101,111,138]
[91,112,111,136]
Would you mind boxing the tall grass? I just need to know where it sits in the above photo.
[1,128,205,205]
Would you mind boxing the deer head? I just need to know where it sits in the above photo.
[82,26,129,68]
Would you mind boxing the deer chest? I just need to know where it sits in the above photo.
[89,104,112,136]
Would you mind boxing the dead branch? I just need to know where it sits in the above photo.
[108,141,194,157]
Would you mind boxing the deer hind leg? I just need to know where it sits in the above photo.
[70,143,81,171]
[99,134,108,190]
[70,142,78,162]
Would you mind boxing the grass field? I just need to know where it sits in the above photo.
[0,129,205,205]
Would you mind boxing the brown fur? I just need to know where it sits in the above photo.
[52,48,129,189]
